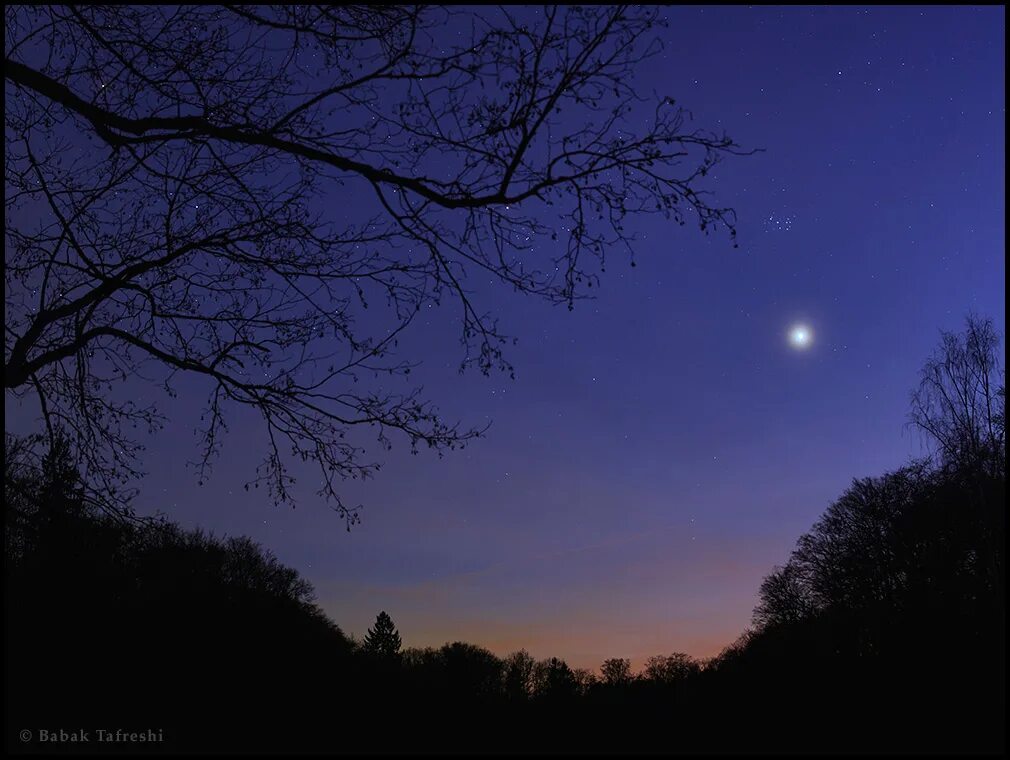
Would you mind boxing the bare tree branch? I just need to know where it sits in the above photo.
[5,5,751,523]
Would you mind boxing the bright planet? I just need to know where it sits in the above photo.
[788,324,813,349]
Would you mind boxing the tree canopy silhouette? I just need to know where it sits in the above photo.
[642,652,700,685]
[4,5,749,521]
[751,316,1004,639]
[599,657,632,686]
[730,314,1006,753]
[502,648,537,700]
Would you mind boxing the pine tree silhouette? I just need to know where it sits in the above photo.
[363,611,402,657]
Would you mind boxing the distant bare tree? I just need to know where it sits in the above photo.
[910,314,1005,598]
[5,5,749,520]
[910,314,1005,478]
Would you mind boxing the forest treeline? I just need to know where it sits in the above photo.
[5,316,1004,754]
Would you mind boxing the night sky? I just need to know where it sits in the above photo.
[7,6,1005,671]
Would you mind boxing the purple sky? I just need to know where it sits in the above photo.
[6,6,1005,671]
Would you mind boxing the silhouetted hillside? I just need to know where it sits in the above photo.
[5,434,358,752]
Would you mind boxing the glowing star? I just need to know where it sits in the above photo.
[788,324,813,350]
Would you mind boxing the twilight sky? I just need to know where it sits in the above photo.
[7,5,1005,671]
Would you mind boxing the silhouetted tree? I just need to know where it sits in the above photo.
[600,657,632,686]
[363,611,402,658]
[502,648,536,700]
[534,657,578,701]
[750,462,933,639]
[571,667,598,696]
[5,5,749,520]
